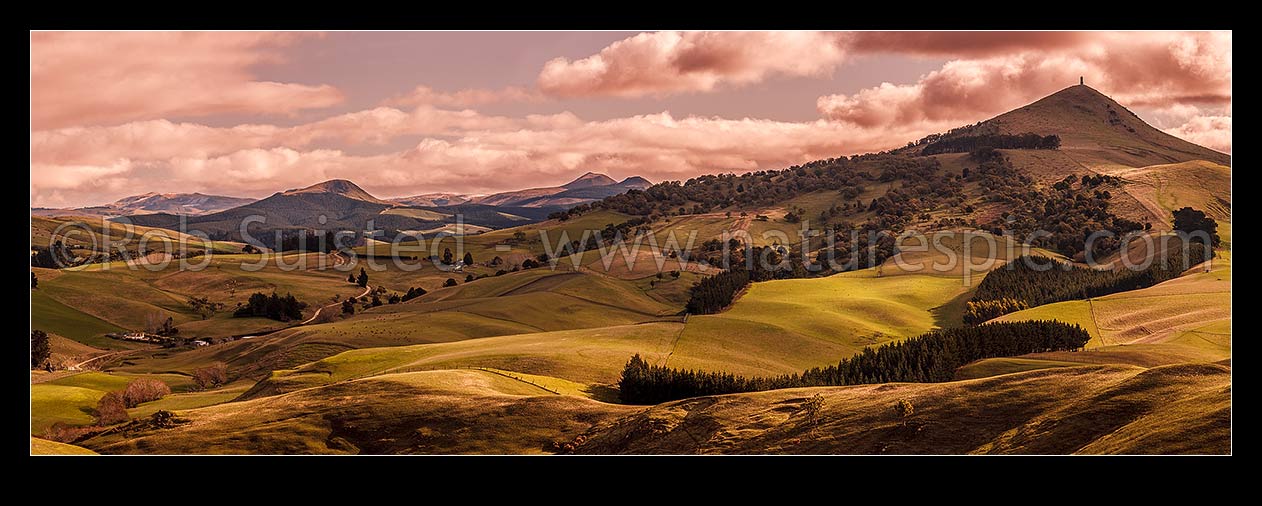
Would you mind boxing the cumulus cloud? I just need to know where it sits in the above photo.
[536,31,1099,99]
[1164,115,1232,153]
[30,31,1231,207]
[30,32,344,129]
[382,85,541,108]
[30,110,958,207]
[540,30,1230,124]
[538,31,848,97]
[818,54,1091,126]
[30,106,535,166]
[818,32,1231,129]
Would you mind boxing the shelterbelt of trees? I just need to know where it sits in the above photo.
[920,133,1061,155]
[684,233,900,314]
[964,231,1214,323]
[618,321,1091,404]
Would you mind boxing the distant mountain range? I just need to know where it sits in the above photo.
[388,172,652,209]
[465,172,652,207]
[114,172,650,244]
[388,193,472,207]
[34,171,650,231]
[31,192,256,218]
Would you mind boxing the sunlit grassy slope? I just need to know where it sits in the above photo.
[84,369,640,455]
[671,266,975,375]
[571,363,1229,455]
[76,363,1228,455]
[31,437,98,455]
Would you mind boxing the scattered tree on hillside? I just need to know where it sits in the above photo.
[388,293,401,304]
[232,292,308,322]
[1173,207,1221,247]
[157,317,179,337]
[347,273,356,284]
[443,278,458,287]
[192,363,229,390]
[465,274,475,283]
[801,393,825,431]
[370,294,382,307]
[31,330,50,369]
[31,240,74,269]
[894,399,915,425]
[463,252,474,265]
[357,268,369,288]
[31,272,37,289]
[187,296,225,320]
[275,230,339,253]
[95,392,129,425]
[122,378,171,408]
[342,299,355,315]
[974,151,1133,258]
[442,248,454,265]
[242,244,260,254]
[401,287,428,302]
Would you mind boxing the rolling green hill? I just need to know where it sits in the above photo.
[70,363,1228,455]
[31,437,98,455]
[567,363,1230,455]
[32,83,1230,455]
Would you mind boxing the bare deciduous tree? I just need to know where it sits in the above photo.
[95,392,129,425]
[122,378,171,408]
[192,362,229,390]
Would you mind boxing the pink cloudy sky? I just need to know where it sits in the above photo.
[30,31,1231,208]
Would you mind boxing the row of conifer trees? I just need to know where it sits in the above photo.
[964,242,1211,323]
[618,320,1091,404]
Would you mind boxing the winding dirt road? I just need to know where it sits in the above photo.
[68,349,133,371]
[301,284,372,324]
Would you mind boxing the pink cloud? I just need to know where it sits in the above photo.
[30,105,529,166]
[29,31,1231,208]
[844,31,1092,57]
[819,32,1231,129]
[30,32,344,130]
[537,31,848,98]
[30,109,958,207]
[382,85,541,108]
[818,54,1090,126]
[1164,115,1232,153]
